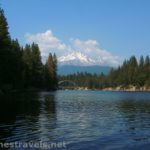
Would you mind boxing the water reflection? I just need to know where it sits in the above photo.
[118,93,150,126]
[0,91,150,150]
[117,97,150,143]
[0,92,40,122]
[37,92,57,141]
[0,92,57,143]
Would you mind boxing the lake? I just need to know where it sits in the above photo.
[0,90,150,150]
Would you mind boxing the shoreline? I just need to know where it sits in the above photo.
[102,85,150,92]
[75,85,150,92]
[1,86,150,95]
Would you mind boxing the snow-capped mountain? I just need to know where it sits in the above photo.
[57,51,112,75]
[58,51,96,66]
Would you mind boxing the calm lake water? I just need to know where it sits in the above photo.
[0,90,150,150]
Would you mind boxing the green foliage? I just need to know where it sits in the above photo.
[22,43,44,88]
[106,55,150,88]
[0,6,149,91]
[10,39,23,88]
[0,7,58,91]
[59,55,150,89]
[59,72,104,89]
[0,8,11,47]
[0,8,12,88]
[44,53,58,90]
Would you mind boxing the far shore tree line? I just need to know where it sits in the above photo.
[0,8,58,92]
[59,55,150,90]
[1,7,150,92]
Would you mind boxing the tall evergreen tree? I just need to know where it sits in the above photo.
[31,43,43,87]
[52,53,58,89]
[44,53,58,90]
[45,53,53,90]
[137,56,146,86]
[22,44,32,87]
[139,56,145,68]
[11,39,23,88]
[145,56,150,68]
[127,56,138,85]
[144,56,150,87]
[0,7,58,91]
[0,8,12,89]
[0,8,11,47]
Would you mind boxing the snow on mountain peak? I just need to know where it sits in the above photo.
[58,51,96,66]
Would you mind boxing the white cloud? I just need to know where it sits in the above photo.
[25,29,120,66]
[25,30,67,56]
[71,38,119,66]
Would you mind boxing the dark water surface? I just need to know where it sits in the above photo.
[0,90,150,150]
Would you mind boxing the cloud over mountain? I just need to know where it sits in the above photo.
[25,29,119,66]
[25,30,67,56]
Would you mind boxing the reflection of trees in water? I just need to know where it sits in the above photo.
[44,94,56,115]
[0,92,41,141]
[0,92,40,123]
[0,92,57,142]
[118,98,150,135]
[37,93,57,141]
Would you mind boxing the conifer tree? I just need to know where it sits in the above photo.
[137,56,146,86]
[0,8,12,89]
[44,53,58,90]
[22,44,32,87]
[11,39,23,88]
[0,7,58,91]
[52,53,58,89]
[44,53,54,90]
[0,8,11,47]
[31,43,43,87]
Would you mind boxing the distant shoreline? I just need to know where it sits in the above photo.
[1,86,150,95]
[76,85,150,92]
[102,85,150,92]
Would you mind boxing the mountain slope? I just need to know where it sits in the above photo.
[58,51,97,66]
[58,65,111,75]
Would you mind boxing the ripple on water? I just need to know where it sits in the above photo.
[0,91,150,150]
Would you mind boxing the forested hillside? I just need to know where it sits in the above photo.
[59,56,150,90]
[0,8,58,92]
[1,6,149,92]
[106,56,150,88]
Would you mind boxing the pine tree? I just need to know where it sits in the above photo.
[11,39,23,88]
[31,43,43,87]
[44,53,53,90]
[52,53,58,89]
[0,8,11,47]
[139,56,144,68]
[128,56,138,85]
[0,7,59,91]
[137,56,146,86]
[22,44,32,87]
[0,8,12,89]
[144,56,150,87]
[44,53,58,90]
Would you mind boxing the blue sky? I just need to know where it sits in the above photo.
[1,0,150,66]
